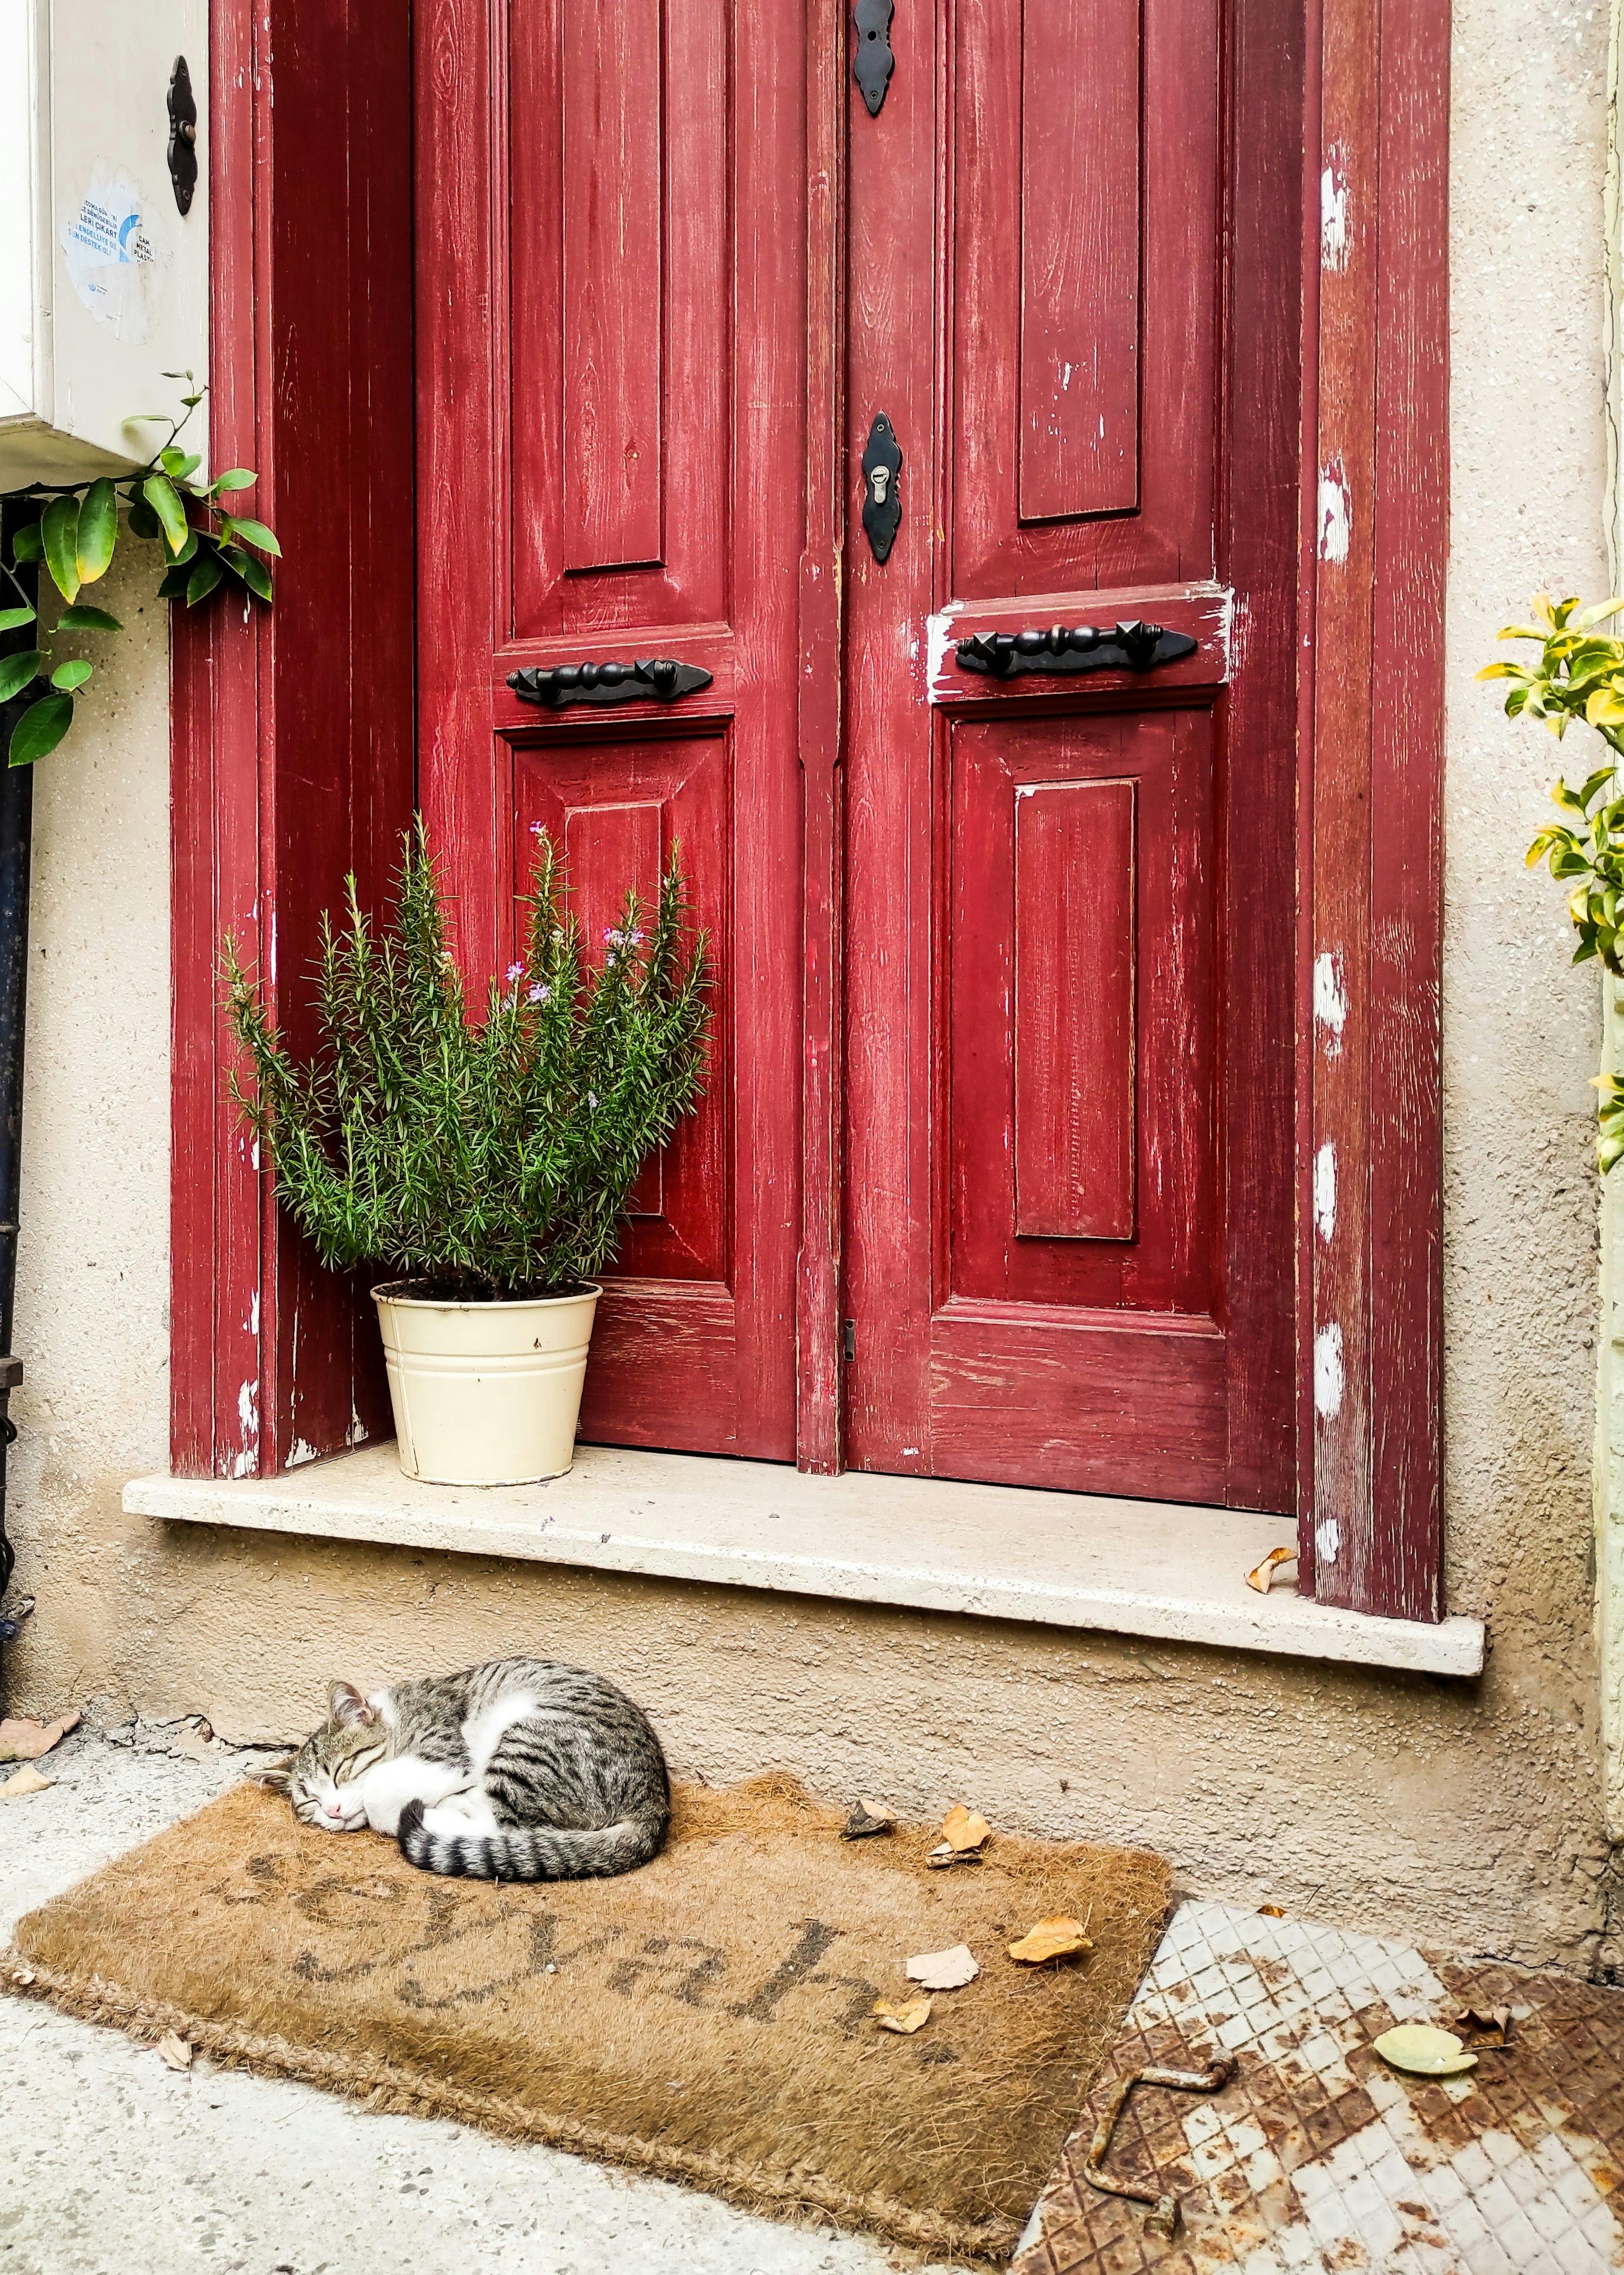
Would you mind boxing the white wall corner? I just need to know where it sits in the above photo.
[1603,0,1624,1849]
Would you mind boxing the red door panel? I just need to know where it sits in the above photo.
[416,0,801,1459]
[949,709,1216,1316]
[841,0,1296,1507]
[951,0,1219,596]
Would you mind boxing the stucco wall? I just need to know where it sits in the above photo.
[3,541,173,1704]
[3,0,1621,1973]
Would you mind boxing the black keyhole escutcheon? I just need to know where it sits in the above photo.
[861,414,903,565]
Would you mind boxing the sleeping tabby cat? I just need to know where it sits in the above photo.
[262,1659,669,1881]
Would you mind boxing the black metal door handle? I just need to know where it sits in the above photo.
[506,658,713,710]
[954,620,1198,680]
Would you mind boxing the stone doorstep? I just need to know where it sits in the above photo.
[123,1440,1486,1679]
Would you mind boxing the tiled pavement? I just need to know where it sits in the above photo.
[1015,1902,1624,2274]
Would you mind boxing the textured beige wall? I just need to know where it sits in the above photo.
[4,0,1622,1973]
[2,540,173,1706]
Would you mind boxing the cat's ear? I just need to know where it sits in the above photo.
[250,1755,294,1793]
[328,1680,377,1729]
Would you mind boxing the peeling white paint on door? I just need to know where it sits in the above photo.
[1314,1142,1338,1242]
[1313,951,1348,1052]
[1317,464,1351,562]
[1314,1323,1345,1419]
[1321,156,1349,272]
[231,1376,260,1478]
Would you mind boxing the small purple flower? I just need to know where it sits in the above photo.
[527,982,550,1005]
[529,820,545,838]
[505,962,524,983]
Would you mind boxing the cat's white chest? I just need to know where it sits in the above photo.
[356,1753,468,1837]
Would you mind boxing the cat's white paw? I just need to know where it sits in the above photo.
[420,1793,500,1840]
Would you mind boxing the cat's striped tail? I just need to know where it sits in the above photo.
[396,1799,666,1881]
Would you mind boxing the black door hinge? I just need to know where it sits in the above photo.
[852,0,895,115]
[842,1318,856,1363]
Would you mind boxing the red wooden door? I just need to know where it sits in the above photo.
[415,0,1298,1503]
[840,0,1299,1505]
[413,0,804,1459]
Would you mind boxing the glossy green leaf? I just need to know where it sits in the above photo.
[0,606,36,633]
[49,658,92,692]
[160,447,202,484]
[0,651,45,705]
[8,690,73,767]
[212,468,257,493]
[41,495,81,601]
[223,517,282,559]
[157,564,192,602]
[186,556,222,607]
[221,545,273,602]
[142,473,191,555]
[75,478,119,583]
[126,498,162,543]
[9,525,43,564]
[56,604,122,633]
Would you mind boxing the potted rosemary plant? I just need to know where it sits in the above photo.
[225,821,709,1485]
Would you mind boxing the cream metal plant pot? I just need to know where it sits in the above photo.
[372,1282,602,1486]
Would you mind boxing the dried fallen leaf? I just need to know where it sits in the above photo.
[9,1967,36,1987]
[1453,2006,1513,2050]
[1258,1904,1285,1919]
[927,1804,992,1863]
[1,1764,52,1797]
[1373,2024,1478,2078]
[843,1797,897,1840]
[1007,1917,1094,1964]
[157,2033,194,2071]
[907,1943,979,1991]
[871,1996,932,2035]
[0,1709,80,1763]
[1245,1546,1297,1596]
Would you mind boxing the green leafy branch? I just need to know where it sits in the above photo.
[1480,590,1624,1170]
[0,374,279,767]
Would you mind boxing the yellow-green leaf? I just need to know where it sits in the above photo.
[75,478,118,583]
[142,474,191,555]
[40,495,81,602]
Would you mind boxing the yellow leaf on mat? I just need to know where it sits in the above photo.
[872,1996,933,2035]
[1,1765,51,1796]
[1007,1917,1094,1964]
[157,2033,194,2071]
[1245,1546,1296,1596]
[924,1803,992,1869]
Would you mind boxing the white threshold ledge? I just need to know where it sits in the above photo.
[125,1443,1486,1679]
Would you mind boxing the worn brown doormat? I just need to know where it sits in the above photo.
[4,1773,1169,2262]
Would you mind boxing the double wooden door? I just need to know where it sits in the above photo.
[415,0,1300,1508]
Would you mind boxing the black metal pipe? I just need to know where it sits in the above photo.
[0,498,38,1671]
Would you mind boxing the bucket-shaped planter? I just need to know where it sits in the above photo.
[372,1282,601,1486]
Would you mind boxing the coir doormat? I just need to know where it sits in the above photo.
[4,1773,1169,2261]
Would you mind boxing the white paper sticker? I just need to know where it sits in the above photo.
[61,162,164,342]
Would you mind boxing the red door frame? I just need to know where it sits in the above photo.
[172,0,1446,1623]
